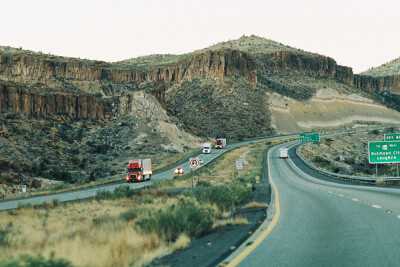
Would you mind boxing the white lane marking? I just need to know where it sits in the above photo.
[371,204,382,209]
[328,191,333,194]
[352,198,359,202]
[338,194,343,197]
[398,215,400,219]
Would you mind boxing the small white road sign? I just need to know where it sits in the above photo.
[189,158,200,168]
[236,161,243,170]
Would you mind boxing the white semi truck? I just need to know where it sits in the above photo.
[203,142,212,154]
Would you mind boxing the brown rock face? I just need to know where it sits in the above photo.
[353,74,400,93]
[260,51,353,84]
[259,51,400,94]
[144,49,257,83]
[0,81,110,118]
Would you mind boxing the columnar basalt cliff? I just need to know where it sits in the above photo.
[0,81,110,118]
[259,51,354,85]
[258,51,400,93]
[0,48,257,88]
[353,74,400,93]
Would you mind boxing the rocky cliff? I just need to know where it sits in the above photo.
[0,81,110,118]
[257,51,400,94]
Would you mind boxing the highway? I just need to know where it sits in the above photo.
[227,141,400,266]
[0,135,288,211]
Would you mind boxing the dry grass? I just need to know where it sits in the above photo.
[0,195,193,267]
[212,217,249,228]
[156,137,294,190]
[242,202,268,209]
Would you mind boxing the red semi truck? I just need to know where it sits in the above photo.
[126,159,152,182]
[215,138,227,149]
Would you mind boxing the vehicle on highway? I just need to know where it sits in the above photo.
[215,138,227,149]
[203,142,212,154]
[279,148,288,158]
[126,159,152,182]
[174,167,184,174]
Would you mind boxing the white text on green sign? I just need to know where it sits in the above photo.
[299,132,320,144]
[384,134,400,141]
[368,141,400,164]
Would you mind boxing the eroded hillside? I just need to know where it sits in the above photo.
[2,35,400,195]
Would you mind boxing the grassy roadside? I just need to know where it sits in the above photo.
[297,129,400,185]
[0,137,292,267]
[1,147,202,202]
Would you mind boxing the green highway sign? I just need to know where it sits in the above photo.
[299,132,320,144]
[368,141,400,164]
[384,134,400,141]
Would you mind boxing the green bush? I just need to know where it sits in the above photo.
[135,199,213,242]
[313,156,330,166]
[92,215,115,226]
[195,179,251,212]
[0,227,10,246]
[120,209,138,222]
[0,252,74,267]
[344,157,356,165]
[196,180,211,187]
[94,185,135,201]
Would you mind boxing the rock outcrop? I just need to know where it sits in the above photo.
[258,51,400,94]
[0,81,110,118]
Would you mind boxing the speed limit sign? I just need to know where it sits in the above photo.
[189,158,200,168]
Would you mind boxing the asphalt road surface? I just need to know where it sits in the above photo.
[229,141,400,267]
[0,135,288,211]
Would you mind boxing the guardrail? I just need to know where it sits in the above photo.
[295,147,400,183]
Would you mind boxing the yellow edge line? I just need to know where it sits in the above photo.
[226,149,281,267]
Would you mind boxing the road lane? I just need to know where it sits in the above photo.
[0,135,291,211]
[236,142,400,266]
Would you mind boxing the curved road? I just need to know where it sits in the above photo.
[0,135,289,211]
[227,141,400,266]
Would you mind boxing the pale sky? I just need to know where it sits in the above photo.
[1,0,399,73]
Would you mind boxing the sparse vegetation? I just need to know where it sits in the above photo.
[298,131,400,181]
[361,57,400,77]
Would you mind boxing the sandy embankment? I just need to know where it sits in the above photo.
[268,88,400,134]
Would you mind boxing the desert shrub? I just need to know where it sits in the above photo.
[195,180,251,212]
[344,157,356,165]
[48,168,76,184]
[0,227,10,246]
[135,199,213,242]
[17,203,32,209]
[0,252,74,267]
[370,129,380,135]
[313,156,330,166]
[196,180,211,187]
[95,185,135,201]
[324,138,334,146]
[120,209,138,221]
[92,215,115,226]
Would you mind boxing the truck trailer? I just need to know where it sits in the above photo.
[215,138,227,149]
[279,148,288,159]
[126,159,152,182]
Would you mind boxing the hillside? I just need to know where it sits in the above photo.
[361,57,400,77]
[2,35,400,195]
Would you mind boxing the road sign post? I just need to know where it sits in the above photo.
[189,158,200,189]
[299,132,320,144]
